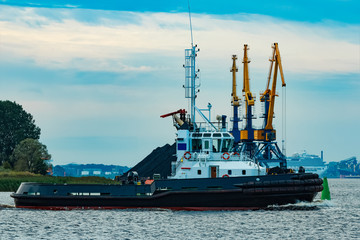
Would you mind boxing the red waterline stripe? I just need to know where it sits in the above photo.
[16,206,261,211]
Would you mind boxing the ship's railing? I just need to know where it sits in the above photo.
[189,151,255,162]
[195,122,228,132]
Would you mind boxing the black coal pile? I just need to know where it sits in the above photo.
[123,143,176,179]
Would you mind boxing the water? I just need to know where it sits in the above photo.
[1,179,359,240]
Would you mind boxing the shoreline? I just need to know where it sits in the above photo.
[0,171,118,192]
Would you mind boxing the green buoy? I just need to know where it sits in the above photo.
[321,177,331,200]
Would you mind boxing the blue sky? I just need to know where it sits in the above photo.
[0,0,359,166]
[1,0,359,23]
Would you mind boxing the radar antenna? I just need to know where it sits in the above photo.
[187,0,194,47]
[184,0,200,128]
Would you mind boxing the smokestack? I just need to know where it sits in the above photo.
[221,115,227,131]
[321,150,324,162]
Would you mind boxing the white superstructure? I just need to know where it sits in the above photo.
[164,44,266,180]
[169,129,266,179]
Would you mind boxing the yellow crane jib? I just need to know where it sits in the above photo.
[257,43,286,142]
[230,55,240,107]
[240,44,256,141]
[242,44,255,107]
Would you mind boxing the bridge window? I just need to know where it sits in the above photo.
[192,133,202,138]
[221,139,232,152]
[192,139,202,152]
[204,140,209,150]
[212,139,221,152]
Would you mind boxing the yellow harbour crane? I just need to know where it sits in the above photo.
[255,43,287,168]
[230,55,241,144]
[237,44,258,158]
[240,44,255,142]
[255,43,286,142]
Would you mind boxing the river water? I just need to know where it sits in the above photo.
[0,179,359,240]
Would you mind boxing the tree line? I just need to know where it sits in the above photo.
[0,100,51,175]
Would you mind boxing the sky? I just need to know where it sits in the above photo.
[0,0,359,167]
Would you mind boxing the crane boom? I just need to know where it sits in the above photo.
[254,43,287,169]
[259,43,286,141]
[242,44,255,107]
[231,55,240,107]
[230,55,241,144]
[240,44,255,142]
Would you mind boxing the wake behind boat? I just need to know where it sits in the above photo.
[11,42,323,210]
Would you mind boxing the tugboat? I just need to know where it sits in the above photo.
[11,43,323,210]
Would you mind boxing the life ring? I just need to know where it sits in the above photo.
[222,152,230,160]
[184,151,191,160]
[222,174,229,178]
[232,152,240,156]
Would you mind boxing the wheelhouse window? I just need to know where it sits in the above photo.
[212,139,221,152]
[192,133,202,138]
[192,139,202,152]
[204,140,209,150]
[221,139,233,152]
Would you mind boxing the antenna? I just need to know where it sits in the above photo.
[184,0,200,128]
[187,0,194,47]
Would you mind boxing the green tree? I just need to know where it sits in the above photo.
[0,101,41,166]
[10,138,51,175]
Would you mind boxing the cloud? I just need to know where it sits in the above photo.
[0,6,358,75]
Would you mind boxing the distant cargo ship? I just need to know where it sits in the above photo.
[287,151,327,177]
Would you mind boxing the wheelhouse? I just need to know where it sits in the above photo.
[190,132,234,154]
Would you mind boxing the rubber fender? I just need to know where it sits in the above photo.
[304,185,323,192]
[298,174,318,180]
[315,178,324,185]
[303,179,314,185]
[291,180,303,186]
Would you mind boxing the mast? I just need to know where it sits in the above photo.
[184,45,200,128]
[184,0,200,128]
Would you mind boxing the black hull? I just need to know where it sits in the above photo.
[11,173,323,210]
[12,191,318,210]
